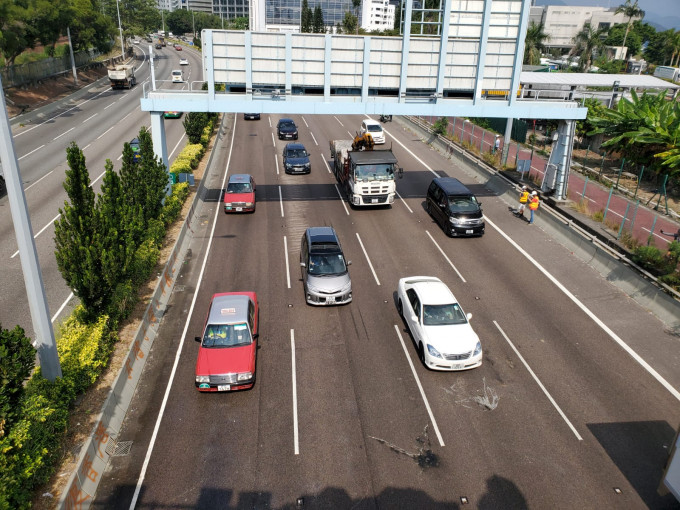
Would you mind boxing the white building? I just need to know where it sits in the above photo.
[157,0,183,12]
[361,0,395,32]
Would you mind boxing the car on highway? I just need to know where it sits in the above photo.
[163,111,182,119]
[360,119,385,144]
[224,174,256,213]
[171,69,183,83]
[426,177,485,237]
[277,118,298,140]
[243,113,260,120]
[179,57,188,65]
[195,292,259,392]
[155,43,162,49]
[175,44,182,51]
[300,227,352,306]
[129,137,141,163]
[283,143,311,174]
[397,276,482,371]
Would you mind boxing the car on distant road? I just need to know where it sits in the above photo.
[283,143,311,174]
[155,43,162,49]
[224,174,256,213]
[175,44,182,51]
[360,119,386,144]
[171,69,183,83]
[300,227,352,306]
[163,111,182,119]
[243,113,260,120]
[194,292,259,392]
[277,118,298,140]
[397,276,482,371]
[179,57,188,65]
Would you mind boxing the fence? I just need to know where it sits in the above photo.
[1,49,101,89]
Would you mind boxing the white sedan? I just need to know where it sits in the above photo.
[397,276,482,371]
[179,57,189,65]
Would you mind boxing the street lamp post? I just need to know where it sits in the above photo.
[116,0,124,60]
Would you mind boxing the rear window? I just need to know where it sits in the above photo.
[172,70,182,76]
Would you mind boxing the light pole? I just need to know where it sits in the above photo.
[116,0,124,60]
[192,10,196,39]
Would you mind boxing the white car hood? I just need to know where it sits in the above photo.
[422,323,479,355]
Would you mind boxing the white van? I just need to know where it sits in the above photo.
[171,69,183,83]
[360,119,385,144]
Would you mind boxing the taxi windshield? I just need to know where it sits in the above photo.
[202,323,252,347]
[227,182,252,193]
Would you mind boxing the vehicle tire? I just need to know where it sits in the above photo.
[418,343,426,365]
[426,201,432,216]
[397,298,403,318]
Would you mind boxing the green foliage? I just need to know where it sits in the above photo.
[170,143,205,174]
[162,183,190,226]
[570,23,608,72]
[130,239,161,286]
[0,325,35,438]
[592,56,626,74]
[107,279,139,324]
[301,0,312,33]
[433,117,449,136]
[183,112,209,144]
[524,22,550,65]
[632,245,667,274]
[576,97,608,139]
[313,6,325,33]
[342,11,357,34]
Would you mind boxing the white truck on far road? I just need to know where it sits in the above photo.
[108,65,136,89]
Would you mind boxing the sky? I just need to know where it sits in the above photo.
[534,0,680,31]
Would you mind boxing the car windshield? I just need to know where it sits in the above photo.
[227,182,252,193]
[286,148,307,158]
[448,196,479,213]
[202,323,252,348]
[280,122,296,129]
[308,253,347,276]
[172,71,181,76]
[354,163,394,182]
[366,125,382,133]
[423,303,468,326]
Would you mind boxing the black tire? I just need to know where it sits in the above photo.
[397,298,403,318]
[426,201,432,216]
[418,343,426,365]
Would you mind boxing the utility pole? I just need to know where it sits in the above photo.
[0,76,62,382]
[116,0,124,60]
[67,26,78,86]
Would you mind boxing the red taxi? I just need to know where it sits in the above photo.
[195,292,259,392]
[224,174,256,213]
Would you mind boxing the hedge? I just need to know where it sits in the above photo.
[169,143,204,174]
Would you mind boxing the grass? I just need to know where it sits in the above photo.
[573,198,591,215]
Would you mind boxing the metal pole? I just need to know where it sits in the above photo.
[585,144,589,166]
[116,0,124,60]
[603,186,614,222]
[657,174,668,214]
[600,153,605,176]
[514,142,519,167]
[648,215,658,245]
[0,76,62,381]
[67,26,78,86]
[581,176,588,200]
[630,199,640,234]
[615,157,625,190]
[617,203,630,239]
[634,165,643,198]
[150,45,156,91]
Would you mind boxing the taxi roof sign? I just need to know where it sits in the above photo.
[221,308,236,315]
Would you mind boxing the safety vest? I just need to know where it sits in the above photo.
[529,196,539,210]
[519,191,529,203]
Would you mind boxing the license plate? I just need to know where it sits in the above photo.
[326,296,336,303]
[236,207,242,211]
[217,385,231,391]
[466,229,473,234]
[371,198,378,203]
[452,363,463,370]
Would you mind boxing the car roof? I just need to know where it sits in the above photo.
[285,143,305,150]
[278,118,295,124]
[306,227,339,247]
[228,174,252,183]
[208,294,251,325]
[432,177,473,196]
[349,150,398,165]
[363,119,382,126]
[404,277,456,305]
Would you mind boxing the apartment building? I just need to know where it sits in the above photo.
[361,0,395,32]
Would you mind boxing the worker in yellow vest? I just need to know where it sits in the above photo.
[528,191,539,224]
[516,186,529,219]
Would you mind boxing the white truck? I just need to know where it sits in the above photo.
[108,65,136,89]
[330,136,402,206]
[653,66,680,82]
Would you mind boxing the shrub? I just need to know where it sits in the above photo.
[632,245,666,274]
[433,117,449,136]
[659,272,680,291]
[107,279,139,324]
[169,144,204,174]
[162,183,190,225]
[592,210,604,222]
[146,217,166,247]
[0,325,35,438]
[130,239,161,286]
[481,151,499,167]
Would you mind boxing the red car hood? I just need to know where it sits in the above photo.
[196,342,256,376]
[224,192,255,203]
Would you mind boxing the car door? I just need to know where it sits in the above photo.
[432,187,446,227]
[300,235,309,284]
[405,289,423,345]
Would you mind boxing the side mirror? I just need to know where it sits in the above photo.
[411,315,418,324]
[347,260,352,266]
[300,262,306,268]
[253,333,259,339]
[466,313,472,321]
[194,336,201,342]
[398,167,404,178]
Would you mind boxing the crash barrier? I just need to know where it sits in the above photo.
[59,114,226,510]
[402,115,680,331]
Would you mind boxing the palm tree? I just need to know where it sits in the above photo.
[615,0,645,55]
[570,23,607,72]
[524,22,550,65]
[669,30,680,67]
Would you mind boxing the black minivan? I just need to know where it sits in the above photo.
[426,177,485,237]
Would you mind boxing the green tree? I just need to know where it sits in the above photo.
[300,0,312,33]
[570,23,607,72]
[0,325,35,438]
[183,112,209,145]
[575,97,608,139]
[644,29,675,65]
[352,0,361,34]
[312,5,324,33]
[524,21,550,65]
[603,23,642,57]
[137,126,169,225]
[166,9,193,36]
[342,11,357,34]
[615,0,645,53]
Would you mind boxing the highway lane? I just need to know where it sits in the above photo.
[0,45,203,338]
[93,112,680,509]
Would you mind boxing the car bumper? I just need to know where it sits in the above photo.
[285,167,310,174]
[244,114,260,120]
[279,133,298,139]
[224,204,255,213]
[196,381,254,392]
[305,289,352,306]
[449,224,485,237]
[425,351,482,371]
[352,193,395,206]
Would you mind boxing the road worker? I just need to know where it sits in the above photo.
[516,186,529,219]
[528,191,539,224]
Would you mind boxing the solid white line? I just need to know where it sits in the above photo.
[53,127,75,141]
[18,144,45,161]
[485,215,680,403]
[393,325,445,447]
[271,132,275,147]
[82,144,91,151]
[395,190,413,213]
[334,116,344,126]
[11,213,61,258]
[97,126,115,140]
[322,155,331,174]
[301,116,309,128]
[23,169,53,192]
[268,116,272,128]
[91,169,107,186]
[291,329,300,455]
[169,133,185,159]
[310,132,318,146]
[334,184,349,215]
[129,114,239,510]
[425,230,466,283]
[346,130,353,138]
[279,185,284,217]
[355,233,380,285]
[51,292,74,323]
[83,113,98,123]
[380,121,438,178]
[117,154,123,161]
[275,154,280,175]
[284,236,291,289]
[493,321,582,440]
[104,101,116,110]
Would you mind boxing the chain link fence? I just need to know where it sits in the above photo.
[1,49,101,89]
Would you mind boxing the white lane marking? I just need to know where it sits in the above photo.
[91,168,107,185]
[272,132,275,147]
[83,113,98,123]
[393,325,445,447]
[395,190,413,213]
[493,321,583,440]
[279,185,284,217]
[275,154,280,175]
[18,144,45,161]
[334,184,350,215]
[130,114,239,510]
[117,154,123,161]
[425,230,466,283]
[310,132,318,146]
[334,116,344,126]
[347,130,353,138]
[268,116,272,128]
[485,215,680,403]
[51,292,74,323]
[355,232,380,285]
[302,116,309,128]
[53,127,75,140]
[284,236,291,289]
[82,143,91,151]
[104,102,116,110]
[121,111,134,122]
[291,329,300,455]
[168,133,185,159]
[322,155,331,174]
[23,169,53,192]
[96,126,115,140]
[11,213,61,258]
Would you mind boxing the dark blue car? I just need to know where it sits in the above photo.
[277,118,298,140]
[283,143,310,174]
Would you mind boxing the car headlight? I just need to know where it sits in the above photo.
[245,202,253,207]
[304,162,311,168]
[474,340,482,356]
[237,372,252,381]
[285,162,293,169]
[427,344,442,358]
[196,375,210,383]
[224,202,232,208]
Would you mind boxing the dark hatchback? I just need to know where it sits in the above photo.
[283,143,311,174]
[277,118,298,140]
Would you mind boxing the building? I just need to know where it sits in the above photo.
[157,0,183,12]
[530,5,636,51]
[214,0,249,20]
[361,0,395,32]
[187,0,213,13]
[250,0,357,32]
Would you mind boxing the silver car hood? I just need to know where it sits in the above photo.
[307,272,351,293]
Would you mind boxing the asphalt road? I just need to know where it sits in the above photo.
[93,113,680,509]
[0,42,202,339]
